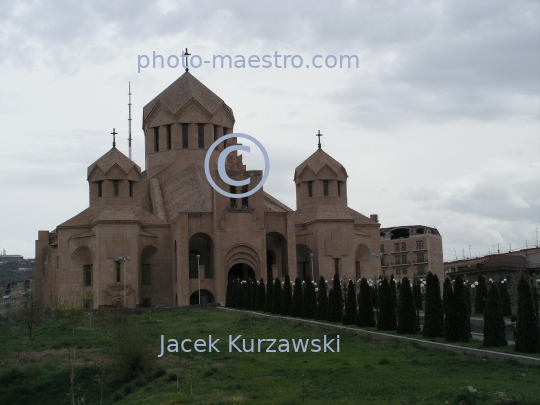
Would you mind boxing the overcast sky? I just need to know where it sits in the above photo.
[0,0,538,261]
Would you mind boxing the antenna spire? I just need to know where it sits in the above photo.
[128,82,132,160]
[111,128,117,148]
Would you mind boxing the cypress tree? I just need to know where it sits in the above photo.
[443,277,452,314]
[240,281,247,309]
[255,278,266,311]
[244,279,252,310]
[397,277,418,334]
[464,282,472,315]
[315,276,329,321]
[264,275,274,312]
[499,280,512,317]
[282,274,293,316]
[329,273,343,323]
[356,278,375,327]
[474,275,488,314]
[272,278,282,314]
[423,272,444,338]
[413,279,422,311]
[342,280,357,325]
[291,277,304,317]
[303,276,316,319]
[377,278,397,331]
[390,275,397,308]
[328,289,334,320]
[445,276,470,342]
[515,276,540,353]
[483,283,508,347]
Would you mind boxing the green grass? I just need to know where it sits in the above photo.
[1,308,539,405]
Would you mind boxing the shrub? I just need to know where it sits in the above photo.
[483,282,507,347]
[328,273,343,323]
[397,277,417,334]
[282,274,293,316]
[474,275,487,314]
[356,278,375,327]
[315,276,328,321]
[291,277,304,317]
[377,278,396,331]
[342,280,357,325]
[514,276,540,353]
[444,276,470,343]
[271,278,282,314]
[256,278,266,311]
[499,280,512,317]
[423,272,444,338]
[303,276,316,319]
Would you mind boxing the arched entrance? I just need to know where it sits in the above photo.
[296,244,313,281]
[190,289,215,305]
[266,232,288,278]
[355,244,371,280]
[228,263,256,284]
[111,298,124,308]
[189,233,214,279]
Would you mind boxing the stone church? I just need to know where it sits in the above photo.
[35,72,382,308]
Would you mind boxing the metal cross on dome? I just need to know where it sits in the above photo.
[184,48,191,72]
[316,130,323,149]
[111,128,117,148]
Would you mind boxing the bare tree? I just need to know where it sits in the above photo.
[16,287,45,338]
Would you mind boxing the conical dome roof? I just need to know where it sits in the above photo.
[142,71,234,126]
[294,149,347,181]
[87,147,141,178]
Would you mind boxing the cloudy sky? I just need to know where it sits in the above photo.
[0,0,538,261]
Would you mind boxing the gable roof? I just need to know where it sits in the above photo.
[142,72,234,126]
[87,147,141,178]
[294,149,347,181]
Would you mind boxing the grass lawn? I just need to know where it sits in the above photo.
[0,308,539,405]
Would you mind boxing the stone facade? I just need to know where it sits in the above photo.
[35,72,428,308]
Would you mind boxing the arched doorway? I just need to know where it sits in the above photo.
[111,298,124,308]
[296,244,313,281]
[190,289,215,305]
[228,263,256,284]
[189,233,214,279]
[224,244,260,280]
[266,232,288,278]
[355,244,371,280]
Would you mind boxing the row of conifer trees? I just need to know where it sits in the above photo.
[225,271,539,353]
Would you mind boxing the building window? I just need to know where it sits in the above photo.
[223,127,228,148]
[396,268,401,275]
[394,243,399,252]
[142,264,151,285]
[401,242,406,252]
[129,181,133,197]
[214,125,218,142]
[417,253,425,263]
[167,125,172,149]
[182,124,188,148]
[355,261,360,280]
[97,181,102,197]
[417,266,426,276]
[242,184,249,208]
[402,268,407,275]
[416,240,424,250]
[113,180,119,197]
[323,180,329,196]
[337,181,341,197]
[381,257,386,266]
[83,264,92,286]
[334,258,339,276]
[116,261,121,282]
[395,256,401,265]
[154,127,159,152]
[229,185,236,208]
[402,255,407,264]
[308,181,313,197]
[380,244,384,253]
[198,124,204,148]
